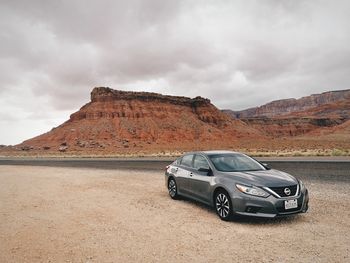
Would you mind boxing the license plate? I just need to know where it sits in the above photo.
[285,199,298,210]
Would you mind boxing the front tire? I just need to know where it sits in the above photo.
[215,190,233,221]
[168,178,178,199]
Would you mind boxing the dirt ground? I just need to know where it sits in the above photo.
[0,166,349,263]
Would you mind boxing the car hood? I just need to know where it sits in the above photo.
[219,169,297,187]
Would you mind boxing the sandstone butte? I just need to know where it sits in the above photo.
[16,87,264,155]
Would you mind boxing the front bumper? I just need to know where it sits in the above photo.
[231,188,309,218]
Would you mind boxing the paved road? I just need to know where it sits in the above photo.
[1,157,349,182]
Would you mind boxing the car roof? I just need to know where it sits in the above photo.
[183,150,240,156]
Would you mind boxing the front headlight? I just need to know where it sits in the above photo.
[299,179,305,190]
[236,184,270,198]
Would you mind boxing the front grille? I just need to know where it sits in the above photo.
[269,184,298,197]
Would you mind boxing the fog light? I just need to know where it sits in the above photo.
[245,206,261,213]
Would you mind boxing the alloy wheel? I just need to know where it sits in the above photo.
[168,179,177,198]
[216,192,231,220]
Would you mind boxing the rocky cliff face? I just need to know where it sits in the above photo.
[227,89,350,118]
[20,87,262,153]
[71,87,227,126]
[90,87,210,105]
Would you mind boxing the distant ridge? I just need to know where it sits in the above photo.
[223,89,350,138]
[224,89,350,118]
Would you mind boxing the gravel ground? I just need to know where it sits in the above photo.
[0,165,349,263]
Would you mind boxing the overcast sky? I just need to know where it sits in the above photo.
[1,0,350,145]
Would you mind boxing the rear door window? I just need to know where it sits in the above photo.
[180,154,194,168]
[193,155,210,170]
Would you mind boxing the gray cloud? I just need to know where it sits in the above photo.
[1,0,350,144]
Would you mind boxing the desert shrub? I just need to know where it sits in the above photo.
[331,148,345,156]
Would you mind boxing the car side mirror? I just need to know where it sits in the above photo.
[198,167,212,176]
[262,163,271,170]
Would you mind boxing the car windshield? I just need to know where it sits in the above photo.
[208,153,265,172]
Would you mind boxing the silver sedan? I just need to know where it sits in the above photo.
[165,151,309,220]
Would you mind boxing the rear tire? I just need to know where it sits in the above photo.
[168,178,178,199]
[215,190,233,221]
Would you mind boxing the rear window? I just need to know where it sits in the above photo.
[181,154,194,167]
[172,158,181,165]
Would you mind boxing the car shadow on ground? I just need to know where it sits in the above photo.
[176,195,303,225]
